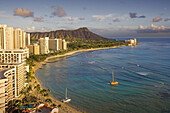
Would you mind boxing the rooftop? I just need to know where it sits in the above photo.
[0,68,10,79]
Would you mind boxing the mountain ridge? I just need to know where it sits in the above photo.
[29,27,108,40]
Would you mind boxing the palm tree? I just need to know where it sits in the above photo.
[44,93,49,97]
[45,98,52,104]
[51,103,56,108]
[14,100,22,113]
[36,84,41,100]
[57,104,61,108]
[47,89,51,93]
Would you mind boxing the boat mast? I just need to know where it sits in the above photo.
[65,88,67,99]
[112,72,114,82]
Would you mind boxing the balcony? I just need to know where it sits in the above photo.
[0,86,7,89]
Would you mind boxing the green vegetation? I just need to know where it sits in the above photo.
[26,50,69,63]
[68,39,126,50]
[30,38,38,43]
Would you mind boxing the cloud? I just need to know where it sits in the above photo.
[64,16,85,21]
[129,13,137,18]
[92,14,112,21]
[138,15,146,18]
[79,17,85,20]
[164,18,170,22]
[153,17,162,22]
[24,26,35,32]
[34,17,44,22]
[51,6,66,17]
[14,8,34,18]
[0,12,13,19]
[137,24,170,33]
[113,18,120,22]
[90,26,137,37]
[129,12,146,18]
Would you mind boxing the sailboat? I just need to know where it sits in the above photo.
[62,88,71,103]
[110,72,118,85]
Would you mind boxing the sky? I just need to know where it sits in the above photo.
[0,0,170,37]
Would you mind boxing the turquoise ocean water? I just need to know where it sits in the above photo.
[35,38,170,113]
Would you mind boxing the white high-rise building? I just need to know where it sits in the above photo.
[25,33,30,46]
[0,68,16,113]
[0,25,14,49]
[14,29,26,49]
[39,37,49,54]
[22,31,26,48]
[62,39,67,50]
[49,39,59,51]
[0,49,29,64]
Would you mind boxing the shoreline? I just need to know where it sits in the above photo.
[45,45,126,62]
[32,45,126,113]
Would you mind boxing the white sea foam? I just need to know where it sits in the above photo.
[88,61,95,64]
[154,83,164,88]
[136,72,149,76]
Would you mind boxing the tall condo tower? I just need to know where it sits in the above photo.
[39,37,49,54]
[0,25,14,49]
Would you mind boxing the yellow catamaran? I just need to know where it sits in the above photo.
[110,72,118,85]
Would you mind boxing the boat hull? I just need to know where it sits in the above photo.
[62,98,71,103]
[110,81,118,85]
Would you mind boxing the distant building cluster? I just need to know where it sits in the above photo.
[125,38,137,46]
[0,25,29,113]
[27,37,67,55]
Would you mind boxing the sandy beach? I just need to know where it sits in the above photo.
[32,45,125,113]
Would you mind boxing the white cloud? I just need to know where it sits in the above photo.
[24,26,35,32]
[138,24,170,33]
[117,25,138,29]
[139,24,169,30]
[92,14,112,21]
[64,16,85,21]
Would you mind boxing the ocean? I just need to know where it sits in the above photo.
[35,38,170,113]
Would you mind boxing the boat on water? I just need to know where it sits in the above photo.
[62,88,71,103]
[110,72,118,85]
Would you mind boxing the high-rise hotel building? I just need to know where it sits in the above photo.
[39,37,49,54]
[49,39,59,51]
[25,33,30,46]
[40,38,67,54]
[0,49,29,113]
[14,29,26,49]
[27,43,39,55]
[0,25,28,50]
[62,39,67,50]
[0,24,30,113]
[0,49,29,64]
[0,68,16,113]
[0,25,14,49]
[58,39,63,50]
